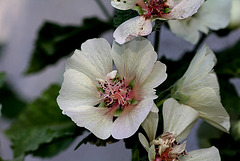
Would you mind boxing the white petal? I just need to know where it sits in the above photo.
[57,69,101,109]
[62,106,114,140]
[112,37,157,86]
[164,0,204,19]
[111,0,137,10]
[138,133,150,151]
[113,16,152,44]
[138,61,167,98]
[112,99,153,139]
[195,0,232,31]
[181,146,220,161]
[141,110,159,141]
[179,45,218,96]
[169,0,232,44]
[188,87,230,133]
[66,38,112,85]
[168,19,201,44]
[151,103,159,113]
[148,144,156,161]
[163,98,199,142]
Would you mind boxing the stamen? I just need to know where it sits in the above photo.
[142,0,171,18]
[98,72,136,109]
[152,132,187,161]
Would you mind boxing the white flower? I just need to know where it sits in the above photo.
[139,98,221,161]
[228,0,240,29]
[111,0,204,44]
[57,37,167,139]
[168,0,232,44]
[171,45,230,132]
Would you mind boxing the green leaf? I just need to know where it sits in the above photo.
[215,38,240,78]
[0,83,26,118]
[5,84,79,159]
[32,135,75,158]
[74,133,118,150]
[113,9,138,27]
[25,17,113,74]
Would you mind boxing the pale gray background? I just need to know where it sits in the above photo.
[0,0,239,161]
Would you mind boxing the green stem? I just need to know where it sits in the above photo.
[95,0,111,20]
[153,20,164,59]
[191,33,208,54]
[155,86,173,107]
[154,29,161,57]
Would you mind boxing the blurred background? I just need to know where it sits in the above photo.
[0,0,239,161]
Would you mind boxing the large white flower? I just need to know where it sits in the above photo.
[111,0,204,44]
[168,0,232,44]
[57,37,167,139]
[139,99,221,161]
[171,44,230,132]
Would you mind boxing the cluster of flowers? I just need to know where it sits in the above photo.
[57,0,232,160]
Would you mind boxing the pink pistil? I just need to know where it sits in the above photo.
[98,77,133,108]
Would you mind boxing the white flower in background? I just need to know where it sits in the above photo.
[168,0,232,44]
[139,99,221,161]
[57,37,167,139]
[228,0,240,29]
[111,0,204,44]
[171,45,230,132]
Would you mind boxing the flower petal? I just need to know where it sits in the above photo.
[168,0,232,44]
[148,144,156,161]
[138,133,150,151]
[112,37,157,86]
[111,0,137,10]
[163,98,199,142]
[62,106,114,140]
[57,69,101,109]
[112,99,153,139]
[164,0,204,19]
[179,45,218,96]
[168,19,201,44]
[138,61,167,99]
[195,0,231,31]
[141,110,159,141]
[181,146,220,161]
[113,16,152,44]
[187,87,230,132]
[65,38,112,85]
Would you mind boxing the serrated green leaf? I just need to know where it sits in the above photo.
[32,135,75,158]
[25,17,113,74]
[74,133,118,150]
[5,84,79,159]
[113,9,138,27]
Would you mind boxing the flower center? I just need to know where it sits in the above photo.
[142,0,171,19]
[97,71,136,109]
[152,132,187,161]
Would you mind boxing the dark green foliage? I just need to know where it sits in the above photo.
[113,9,138,27]
[5,85,80,160]
[25,17,113,74]
[0,83,26,118]
[215,38,240,78]
[74,133,119,150]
